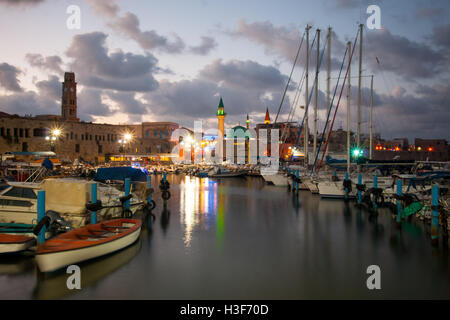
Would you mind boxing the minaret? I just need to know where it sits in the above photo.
[217,97,226,138]
[264,107,271,124]
[246,114,250,129]
[61,72,79,121]
[217,97,226,162]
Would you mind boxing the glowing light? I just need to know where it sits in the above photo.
[428,147,433,152]
[124,133,132,141]
[352,148,363,157]
[52,128,61,137]
[417,146,422,151]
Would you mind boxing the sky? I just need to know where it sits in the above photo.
[0,0,448,142]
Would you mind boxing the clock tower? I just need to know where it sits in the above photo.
[61,72,79,121]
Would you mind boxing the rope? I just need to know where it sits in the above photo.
[310,46,348,173]
[274,29,306,123]
[290,31,326,158]
[316,29,359,172]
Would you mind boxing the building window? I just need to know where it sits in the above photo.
[22,142,28,152]
[75,144,80,153]
[14,128,18,137]
[70,132,73,140]
[0,128,4,137]
[154,130,157,137]
[90,135,92,140]
[25,129,29,138]
[81,134,84,141]
[19,128,23,137]
[66,133,69,140]
[33,128,48,137]
[74,134,77,140]
[6,128,10,137]
[98,145,102,154]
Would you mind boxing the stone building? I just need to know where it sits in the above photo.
[0,72,179,163]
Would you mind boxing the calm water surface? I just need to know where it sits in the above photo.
[0,174,449,299]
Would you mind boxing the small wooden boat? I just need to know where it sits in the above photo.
[0,234,35,254]
[35,219,142,273]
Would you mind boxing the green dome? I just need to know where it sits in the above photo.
[228,125,252,139]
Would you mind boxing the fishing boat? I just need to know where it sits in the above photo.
[208,166,246,178]
[35,218,142,273]
[0,234,35,254]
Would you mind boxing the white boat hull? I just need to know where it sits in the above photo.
[318,181,355,199]
[35,226,141,272]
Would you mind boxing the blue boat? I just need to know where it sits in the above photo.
[94,167,148,183]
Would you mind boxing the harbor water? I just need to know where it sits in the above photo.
[0,174,449,299]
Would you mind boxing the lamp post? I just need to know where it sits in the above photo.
[46,128,61,152]
[118,132,133,162]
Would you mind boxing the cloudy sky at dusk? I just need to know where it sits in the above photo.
[0,0,448,142]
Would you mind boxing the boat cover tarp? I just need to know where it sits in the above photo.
[94,167,147,182]
[41,157,54,170]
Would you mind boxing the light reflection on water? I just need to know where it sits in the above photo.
[180,176,218,247]
[0,174,449,299]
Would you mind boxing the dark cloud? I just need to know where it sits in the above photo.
[329,0,381,9]
[25,53,63,74]
[230,19,301,63]
[189,36,218,55]
[111,11,186,54]
[77,88,114,120]
[0,63,23,92]
[199,59,292,92]
[86,0,192,55]
[373,83,450,140]
[107,91,147,116]
[430,24,450,49]
[365,29,445,80]
[65,32,159,92]
[35,75,60,100]
[229,19,346,72]
[415,7,445,20]
[0,91,58,116]
[0,0,44,6]
[143,59,292,128]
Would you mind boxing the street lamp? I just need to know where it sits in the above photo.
[46,128,62,152]
[118,132,134,161]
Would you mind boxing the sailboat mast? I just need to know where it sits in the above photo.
[313,29,320,161]
[357,23,363,148]
[347,41,351,173]
[304,25,311,167]
[325,27,331,158]
[369,75,373,160]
